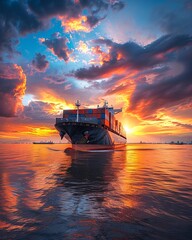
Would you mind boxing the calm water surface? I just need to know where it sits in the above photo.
[0,144,192,240]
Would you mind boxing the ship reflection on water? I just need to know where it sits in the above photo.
[55,150,123,220]
[0,144,192,240]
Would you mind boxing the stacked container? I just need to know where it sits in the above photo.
[62,108,125,136]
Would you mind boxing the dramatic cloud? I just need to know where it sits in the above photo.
[28,0,124,17]
[42,35,72,62]
[0,0,124,57]
[0,63,26,117]
[73,34,192,122]
[74,34,192,80]
[1,0,191,143]
[29,0,124,32]
[23,101,57,122]
[128,46,192,119]
[32,53,49,72]
[0,0,42,55]
[60,16,91,32]
[60,15,106,32]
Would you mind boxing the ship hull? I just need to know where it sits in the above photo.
[55,122,126,148]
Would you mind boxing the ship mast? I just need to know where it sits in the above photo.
[75,100,81,122]
[103,100,108,108]
[103,100,122,114]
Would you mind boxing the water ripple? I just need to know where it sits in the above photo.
[0,144,192,240]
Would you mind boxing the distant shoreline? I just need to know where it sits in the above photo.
[0,142,192,145]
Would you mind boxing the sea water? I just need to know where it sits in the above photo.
[0,144,192,240]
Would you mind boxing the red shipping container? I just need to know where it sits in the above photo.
[106,119,109,126]
[100,119,109,127]
[79,109,85,114]
[92,113,101,118]
[92,108,101,113]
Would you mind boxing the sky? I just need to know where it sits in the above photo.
[0,0,192,143]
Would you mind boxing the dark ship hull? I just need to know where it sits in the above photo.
[55,122,126,146]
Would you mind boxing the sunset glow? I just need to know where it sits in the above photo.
[0,0,191,143]
[124,125,134,135]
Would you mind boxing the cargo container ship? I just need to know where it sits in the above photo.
[55,100,127,151]
[33,141,54,144]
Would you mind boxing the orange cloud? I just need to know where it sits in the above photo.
[60,16,90,32]
[90,45,111,65]
[0,63,26,117]
[37,89,74,112]
[0,117,59,143]
[77,40,89,53]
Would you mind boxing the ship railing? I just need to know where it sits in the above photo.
[56,117,98,124]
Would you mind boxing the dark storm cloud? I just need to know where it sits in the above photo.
[74,34,192,80]
[28,0,80,18]
[28,0,123,23]
[75,64,120,80]
[79,0,108,11]
[128,46,192,119]
[145,35,192,55]
[0,0,43,54]
[0,63,26,117]
[32,53,49,72]
[86,15,104,28]
[0,0,124,57]
[28,0,113,18]
[74,34,192,119]
[28,0,121,16]
[42,36,71,62]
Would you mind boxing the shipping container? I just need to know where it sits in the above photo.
[79,109,85,114]
[63,109,76,114]
[88,109,93,114]
[63,108,119,130]
[93,108,102,113]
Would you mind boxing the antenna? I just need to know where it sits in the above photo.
[103,100,108,108]
[75,100,81,122]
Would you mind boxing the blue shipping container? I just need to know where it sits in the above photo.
[88,109,93,114]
